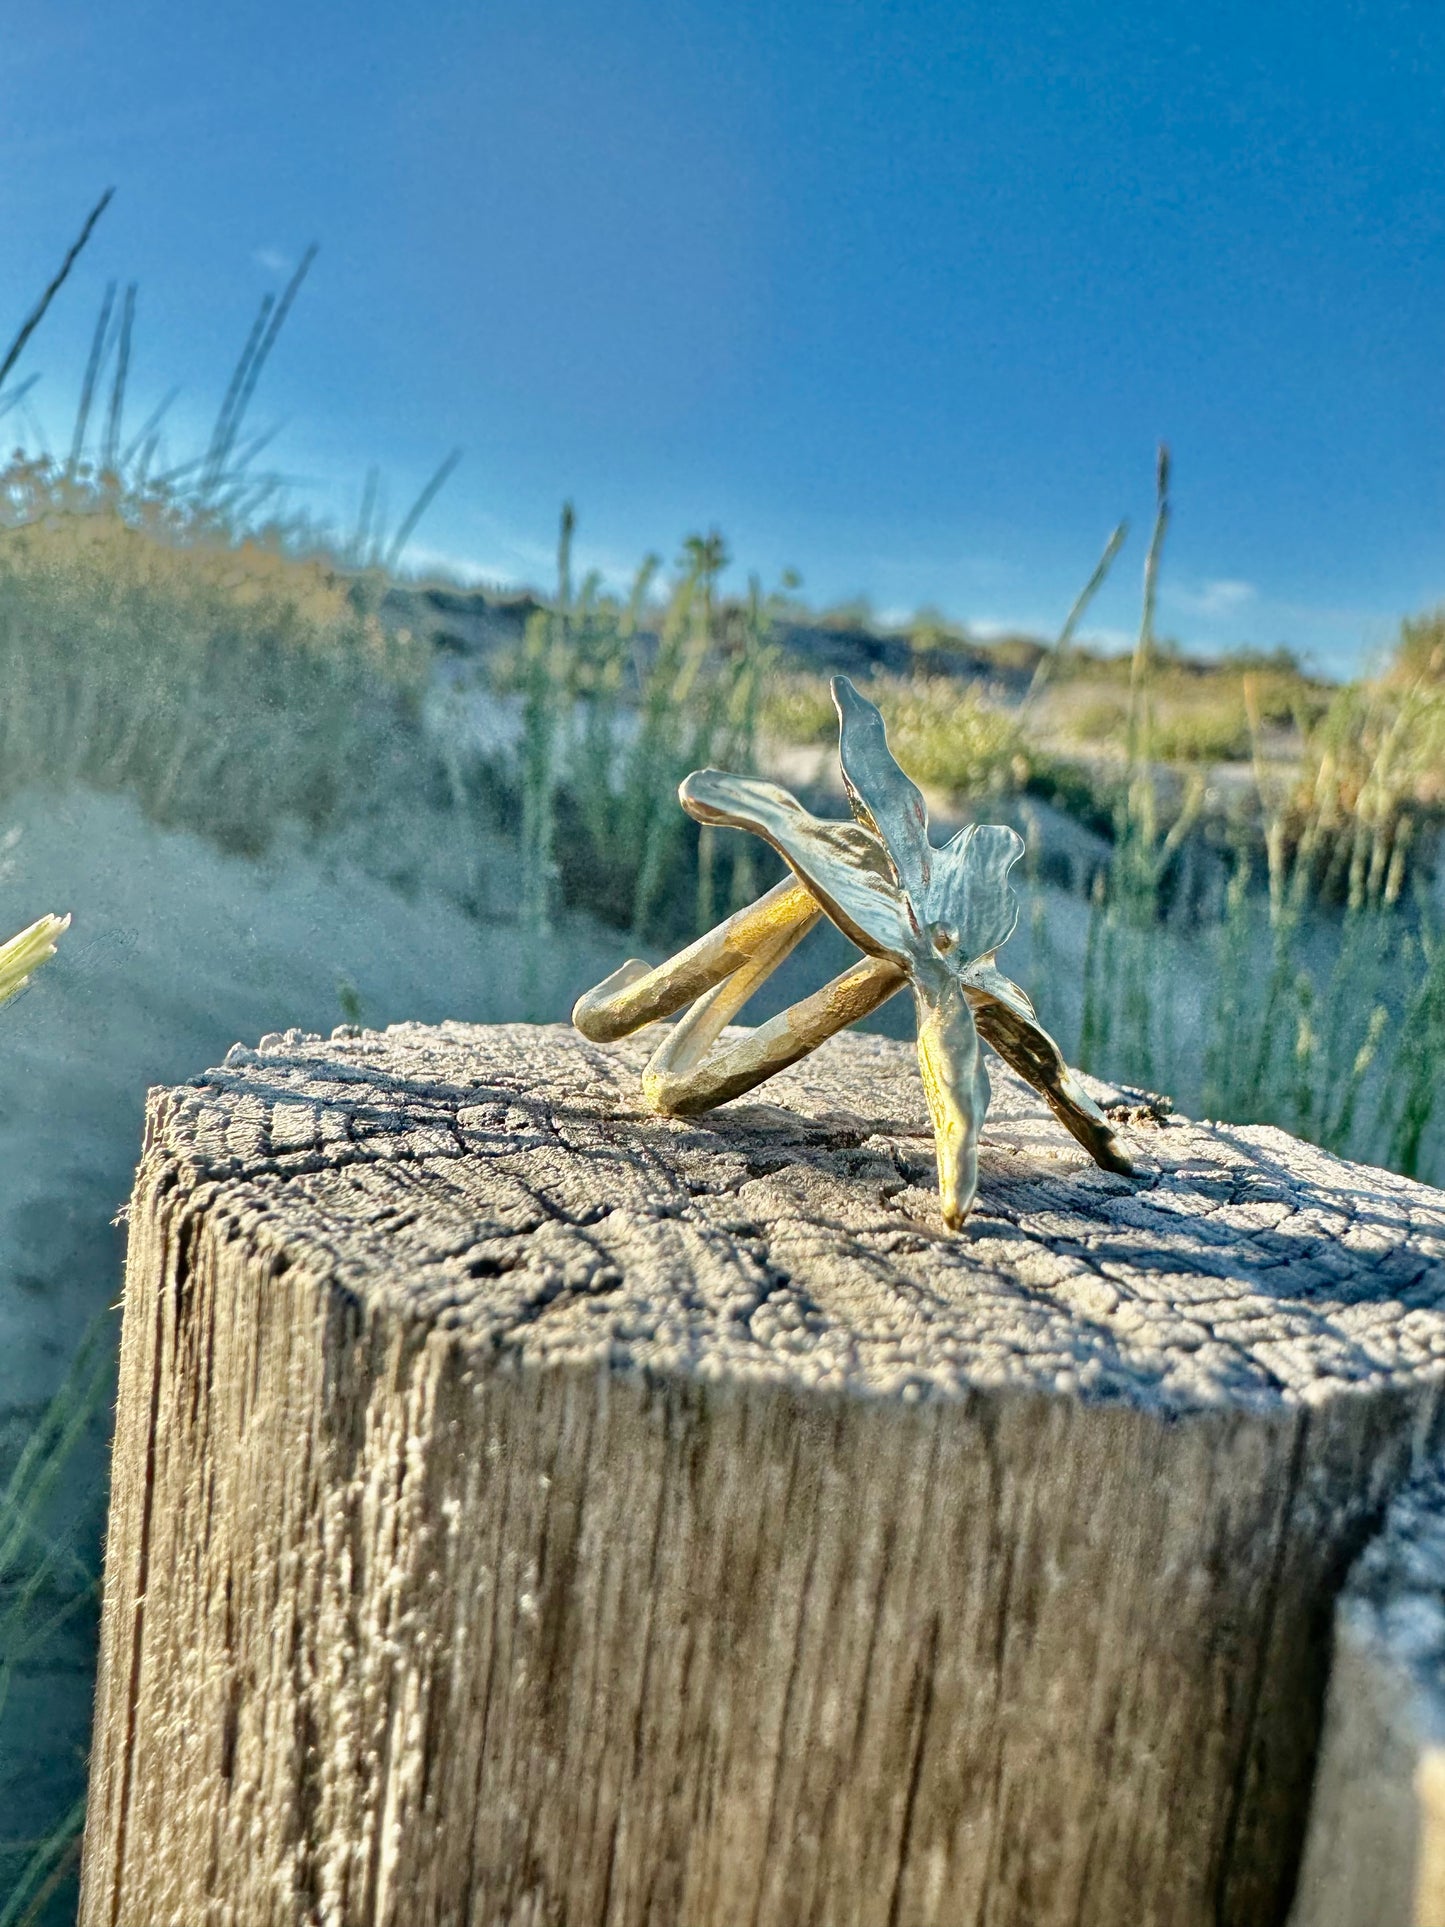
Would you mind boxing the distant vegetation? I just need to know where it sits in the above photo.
[0,456,425,853]
[3,250,1443,1188]
[3,199,1445,1921]
[4,204,1443,1189]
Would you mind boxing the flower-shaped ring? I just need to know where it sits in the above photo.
[573,675,1132,1226]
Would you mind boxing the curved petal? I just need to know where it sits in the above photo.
[927,822,1024,957]
[679,769,919,964]
[914,981,992,1227]
[959,957,1035,1017]
[831,676,932,914]
[963,966,1134,1176]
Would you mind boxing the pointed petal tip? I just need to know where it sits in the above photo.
[955,820,1026,871]
[830,673,884,731]
[831,677,932,898]
[678,768,741,823]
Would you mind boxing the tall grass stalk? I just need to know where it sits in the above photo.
[0,189,113,394]
[1194,664,1438,1165]
[1023,519,1128,707]
[201,245,317,498]
[100,283,135,475]
[1078,447,1201,1086]
[1061,453,1444,1182]
[382,447,464,575]
[65,282,115,481]
[519,504,572,934]
[0,1320,112,1927]
[1385,925,1445,1179]
[509,518,774,942]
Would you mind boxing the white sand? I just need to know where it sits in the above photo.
[0,785,623,1414]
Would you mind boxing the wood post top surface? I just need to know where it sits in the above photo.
[142,1019,1445,1418]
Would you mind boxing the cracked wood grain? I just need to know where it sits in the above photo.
[79,1020,1445,1927]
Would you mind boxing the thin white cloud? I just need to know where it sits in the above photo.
[396,545,505,587]
[1267,595,1394,630]
[1166,578,1259,618]
[400,534,648,596]
[970,615,1057,641]
[1073,625,1136,653]
[252,248,292,276]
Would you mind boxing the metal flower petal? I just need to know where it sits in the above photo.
[961,960,1133,1175]
[578,683,1134,1231]
[679,769,918,965]
[828,679,1022,959]
[914,980,992,1227]
[831,675,932,914]
[927,822,1024,958]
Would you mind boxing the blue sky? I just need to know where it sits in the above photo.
[4,0,1445,673]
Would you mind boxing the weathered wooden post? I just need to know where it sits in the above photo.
[1290,1465,1445,1927]
[79,1020,1445,1927]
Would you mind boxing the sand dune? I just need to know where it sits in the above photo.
[0,786,622,1416]
[0,784,633,1879]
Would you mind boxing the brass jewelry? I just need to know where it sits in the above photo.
[573,676,1131,1226]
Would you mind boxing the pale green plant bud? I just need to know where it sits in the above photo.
[0,912,70,1008]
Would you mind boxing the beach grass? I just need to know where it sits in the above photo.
[0,1322,110,1927]
[2,211,1445,1921]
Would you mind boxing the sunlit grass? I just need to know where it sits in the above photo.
[1058,455,1445,1183]
[1031,650,1329,764]
[0,456,427,858]
[761,670,1029,795]
[483,513,780,940]
[2,198,1445,1927]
